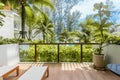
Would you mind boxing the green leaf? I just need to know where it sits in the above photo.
[103,10,110,17]
[101,18,108,24]
[0,2,4,9]
[103,22,113,27]
[94,3,100,9]
[103,5,108,9]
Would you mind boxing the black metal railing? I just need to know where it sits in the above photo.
[19,43,99,63]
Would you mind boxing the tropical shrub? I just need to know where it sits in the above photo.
[59,45,80,62]
[107,35,120,45]
[37,45,57,62]
[20,45,35,62]
[0,37,20,44]
[19,44,93,62]
[83,45,93,62]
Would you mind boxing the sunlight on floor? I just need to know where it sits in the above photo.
[61,62,94,71]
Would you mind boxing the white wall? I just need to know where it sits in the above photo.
[0,10,15,38]
[104,44,120,64]
[0,44,20,66]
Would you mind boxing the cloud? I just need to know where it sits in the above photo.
[71,0,120,19]
[112,0,120,11]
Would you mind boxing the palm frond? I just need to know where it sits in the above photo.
[33,0,54,9]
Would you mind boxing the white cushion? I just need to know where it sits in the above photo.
[0,65,18,76]
[18,66,48,80]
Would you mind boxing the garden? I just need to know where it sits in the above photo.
[19,44,93,62]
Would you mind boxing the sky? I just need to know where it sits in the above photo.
[71,0,120,19]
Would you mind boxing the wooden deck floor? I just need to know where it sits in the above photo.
[4,62,120,80]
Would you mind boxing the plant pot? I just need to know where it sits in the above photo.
[93,53,105,68]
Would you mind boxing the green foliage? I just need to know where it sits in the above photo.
[37,45,57,62]
[0,2,4,9]
[79,16,94,43]
[20,45,35,62]
[19,45,93,62]
[0,36,19,44]
[59,29,75,43]
[0,0,54,39]
[34,14,55,43]
[107,34,120,45]
[83,45,93,62]
[92,2,113,54]
[0,11,5,27]
[59,45,80,62]
[93,2,112,43]
[50,0,81,38]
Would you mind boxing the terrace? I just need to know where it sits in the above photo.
[4,62,120,80]
[0,43,119,80]
[0,0,120,80]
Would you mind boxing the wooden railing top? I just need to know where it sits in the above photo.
[19,42,100,45]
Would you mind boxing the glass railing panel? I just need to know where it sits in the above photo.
[37,45,57,62]
[19,45,34,62]
[59,44,80,62]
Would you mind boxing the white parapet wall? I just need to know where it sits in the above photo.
[0,44,20,66]
[104,44,120,64]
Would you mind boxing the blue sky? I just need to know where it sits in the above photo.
[71,0,120,20]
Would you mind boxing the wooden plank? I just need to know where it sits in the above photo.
[0,66,19,78]
[3,63,120,80]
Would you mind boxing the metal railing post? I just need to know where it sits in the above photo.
[57,44,60,63]
[80,44,83,62]
[34,44,37,62]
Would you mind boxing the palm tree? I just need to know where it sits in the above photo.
[25,7,38,40]
[0,0,54,39]
[34,14,54,43]
[74,31,86,43]
[78,16,94,43]
[19,0,54,39]
[59,29,75,43]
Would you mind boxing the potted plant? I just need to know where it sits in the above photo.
[92,2,113,69]
[93,47,105,69]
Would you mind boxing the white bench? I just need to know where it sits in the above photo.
[18,66,49,80]
[0,65,19,80]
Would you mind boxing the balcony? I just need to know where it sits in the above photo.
[0,43,120,80]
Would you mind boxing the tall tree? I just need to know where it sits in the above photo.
[79,16,93,43]
[34,14,54,43]
[0,0,54,39]
[50,0,81,40]
[25,7,37,40]
[59,29,75,43]
[66,11,81,32]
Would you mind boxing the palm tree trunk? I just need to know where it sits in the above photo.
[43,32,45,43]
[19,0,26,39]
[28,30,31,40]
